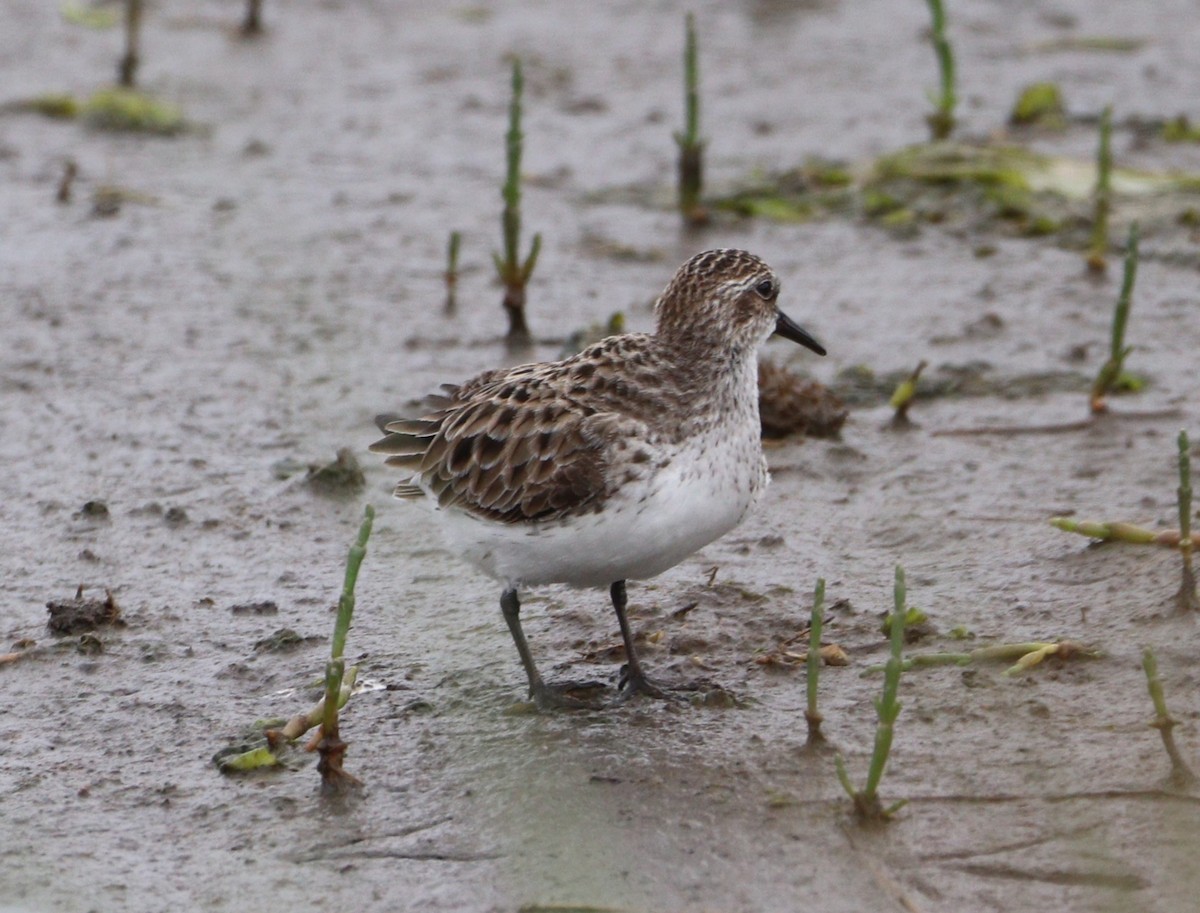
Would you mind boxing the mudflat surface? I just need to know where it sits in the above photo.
[3,2,1199,911]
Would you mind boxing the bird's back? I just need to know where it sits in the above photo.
[370,333,683,525]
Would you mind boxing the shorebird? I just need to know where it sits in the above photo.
[371,249,826,708]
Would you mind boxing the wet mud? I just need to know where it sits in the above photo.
[3,2,1200,912]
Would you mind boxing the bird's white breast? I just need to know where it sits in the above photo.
[432,405,767,589]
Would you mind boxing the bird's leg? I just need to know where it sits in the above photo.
[611,580,671,700]
[500,588,544,695]
[500,588,603,710]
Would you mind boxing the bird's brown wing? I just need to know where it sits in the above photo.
[370,378,633,523]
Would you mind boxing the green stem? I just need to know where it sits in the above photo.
[1110,221,1138,363]
[864,566,907,797]
[332,504,374,661]
[682,13,699,147]
[1143,648,1171,721]
[521,231,542,283]
[1181,431,1193,543]
[321,499,372,724]
[834,753,857,799]
[1142,648,1198,784]
[674,13,706,220]
[494,58,537,340]
[119,0,143,88]
[1087,106,1113,271]
[1051,516,1200,547]
[316,506,373,791]
[1090,221,1139,412]
[322,658,344,736]
[1050,517,1163,544]
[502,59,523,276]
[865,640,1094,675]
[805,578,826,742]
[888,360,927,421]
[323,504,374,731]
[445,230,461,286]
[924,0,956,140]
[837,566,909,821]
[882,651,973,672]
[1178,430,1198,610]
[863,709,895,799]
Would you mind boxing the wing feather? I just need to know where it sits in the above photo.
[370,342,665,523]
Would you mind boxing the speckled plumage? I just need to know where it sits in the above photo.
[370,249,825,706]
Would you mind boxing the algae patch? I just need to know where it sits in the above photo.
[831,361,1092,408]
[1010,83,1066,127]
[83,88,185,135]
[713,141,1200,247]
[8,87,186,135]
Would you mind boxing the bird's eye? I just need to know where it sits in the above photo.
[754,278,775,299]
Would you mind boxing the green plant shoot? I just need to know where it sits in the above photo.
[805,578,826,744]
[835,565,909,820]
[119,0,143,88]
[492,58,541,342]
[924,0,957,140]
[1090,221,1138,413]
[318,504,374,792]
[1142,648,1197,785]
[1087,106,1113,272]
[674,13,707,223]
[1178,430,1197,611]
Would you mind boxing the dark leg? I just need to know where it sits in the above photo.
[500,588,603,710]
[500,588,544,696]
[611,580,670,699]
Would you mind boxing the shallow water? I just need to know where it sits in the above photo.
[3,1,1200,911]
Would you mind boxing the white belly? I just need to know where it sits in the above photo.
[433,424,768,588]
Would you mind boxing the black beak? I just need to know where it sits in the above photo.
[774,310,826,356]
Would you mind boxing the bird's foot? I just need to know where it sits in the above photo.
[616,665,736,707]
[528,678,608,711]
[616,664,675,701]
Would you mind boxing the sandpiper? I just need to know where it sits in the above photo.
[371,249,826,708]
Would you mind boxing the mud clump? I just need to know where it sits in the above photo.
[77,500,110,521]
[76,633,104,655]
[231,600,279,616]
[305,447,365,495]
[254,628,320,653]
[758,360,848,439]
[46,586,123,635]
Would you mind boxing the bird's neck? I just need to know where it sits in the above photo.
[659,336,761,432]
